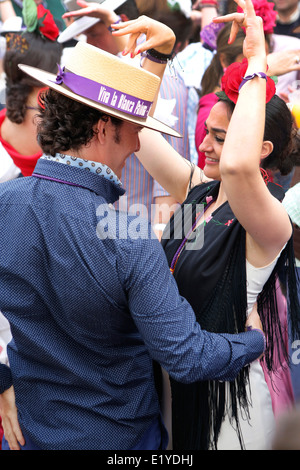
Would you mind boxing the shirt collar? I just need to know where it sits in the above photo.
[33,157,125,204]
[41,153,122,187]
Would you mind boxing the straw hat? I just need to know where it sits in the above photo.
[19,41,181,137]
[58,0,127,43]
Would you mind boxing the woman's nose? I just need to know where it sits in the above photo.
[199,133,211,152]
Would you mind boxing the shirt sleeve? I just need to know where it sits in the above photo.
[121,234,265,384]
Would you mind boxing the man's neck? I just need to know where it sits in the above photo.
[278,4,300,23]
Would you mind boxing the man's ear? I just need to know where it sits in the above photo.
[261,140,274,160]
[96,118,108,144]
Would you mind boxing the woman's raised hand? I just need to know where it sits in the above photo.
[213,0,266,65]
[111,15,176,58]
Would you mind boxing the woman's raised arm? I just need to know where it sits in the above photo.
[214,0,292,260]
[112,15,210,203]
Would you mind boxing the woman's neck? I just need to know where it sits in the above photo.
[1,113,41,155]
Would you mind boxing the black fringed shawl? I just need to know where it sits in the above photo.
[161,181,300,450]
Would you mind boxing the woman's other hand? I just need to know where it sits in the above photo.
[111,15,176,58]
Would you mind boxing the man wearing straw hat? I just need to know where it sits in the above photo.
[0,17,265,450]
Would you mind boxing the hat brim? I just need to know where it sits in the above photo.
[19,64,182,138]
[58,16,100,43]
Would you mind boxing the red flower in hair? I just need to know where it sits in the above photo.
[37,4,59,41]
[219,58,276,104]
[237,0,277,34]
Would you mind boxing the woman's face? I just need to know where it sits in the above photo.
[199,101,231,180]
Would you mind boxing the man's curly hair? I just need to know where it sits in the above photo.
[37,89,123,156]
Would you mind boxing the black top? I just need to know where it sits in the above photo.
[274,16,300,39]
[162,181,242,331]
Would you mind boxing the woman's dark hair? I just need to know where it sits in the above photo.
[37,89,123,156]
[115,0,139,19]
[221,93,296,175]
[4,31,62,124]
[261,94,295,175]
[200,23,245,96]
[151,10,193,52]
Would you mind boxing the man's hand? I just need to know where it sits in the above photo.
[0,386,25,450]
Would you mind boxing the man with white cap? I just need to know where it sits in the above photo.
[0,16,265,450]
[59,0,137,48]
